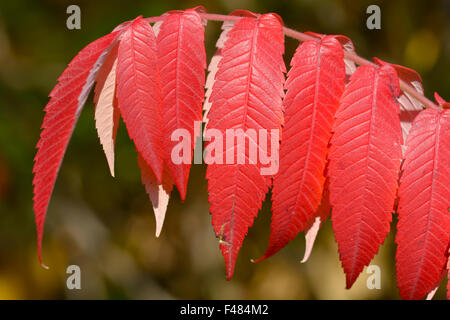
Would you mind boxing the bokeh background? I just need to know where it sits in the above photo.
[0,0,448,299]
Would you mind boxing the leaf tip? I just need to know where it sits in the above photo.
[345,274,358,290]
[251,256,266,264]
[222,250,236,281]
[177,182,187,202]
[155,221,163,238]
[107,160,115,177]
[41,262,50,270]
[38,252,49,270]
[300,256,308,264]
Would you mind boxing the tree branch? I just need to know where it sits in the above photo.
[145,12,439,110]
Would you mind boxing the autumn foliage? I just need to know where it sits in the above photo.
[32,7,449,299]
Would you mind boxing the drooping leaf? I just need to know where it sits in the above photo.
[205,13,285,279]
[93,45,120,177]
[328,61,403,288]
[32,31,120,265]
[116,16,164,182]
[395,108,450,300]
[130,16,177,236]
[157,9,206,200]
[137,153,173,237]
[257,35,345,262]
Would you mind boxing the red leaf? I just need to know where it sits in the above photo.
[328,62,403,288]
[205,13,285,280]
[257,36,345,261]
[157,9,206,200]
[116,16,164,182]
[395,108,450,300]
[32,31,119,266]
[137,153,173,237]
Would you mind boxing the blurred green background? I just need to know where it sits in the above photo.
[0,0,448,299]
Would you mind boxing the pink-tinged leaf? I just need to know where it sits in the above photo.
[32,31,120,266]
[329,62,403,289]
[206,13,285,280]
[94,45,120,177]
[391,64,424,153]
[301,187,331,263]
[426,286,439,300]
[116,16,164,183]
[425,268,446,300]
[257,36,345,262]
[152,18,164,37]
[335,36,357,80]
[157,9,206,200]
[395,108,450,300]
[137,153,173,237]
[302,218,321,263]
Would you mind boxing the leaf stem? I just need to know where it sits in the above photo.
[145,12,439,110]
